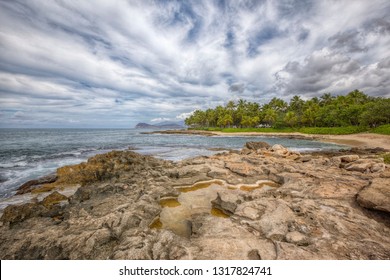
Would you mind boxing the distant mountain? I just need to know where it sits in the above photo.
[135,121,184,129]
[135,123,158,129]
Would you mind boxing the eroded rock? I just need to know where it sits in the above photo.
[0,144,389,260]
[16,174,58,195]
[245,141,271,150]
[343,158,385,173]
[357,178,390,213]
[41,191,68,209]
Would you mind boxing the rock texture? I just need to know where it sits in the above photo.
[0,145,389,260]
[16,174,58,195]
[357,178,390,213]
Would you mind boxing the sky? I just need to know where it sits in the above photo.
[0,0,389,128]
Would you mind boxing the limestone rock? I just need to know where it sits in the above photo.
[0,203,46,225]
[211,192,241,214]
[271,144,290,156]
[344,159,385,173]
[16,174,58,195]
[225,161,259,177]
[339,155,360,163]
[357,178,390,213]
[285,231,310,246]
[240,148,252,155]
[1,147,390,260]
[245,141,270,150]
[258,201,295,241]
[41,191,68,208]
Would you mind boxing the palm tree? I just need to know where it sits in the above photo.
[263,108,277,127]
[320,93,334,106]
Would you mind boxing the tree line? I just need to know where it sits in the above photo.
[185,90,390,128]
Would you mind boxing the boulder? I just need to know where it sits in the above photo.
[245,141,270,150]
[357,178,390,213]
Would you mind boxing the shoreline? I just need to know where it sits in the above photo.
[1,130,388,209]
[149,130,390,150]
[1,140,389,259]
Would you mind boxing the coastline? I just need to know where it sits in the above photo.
[149,130,390,150]
[0,141,389,259]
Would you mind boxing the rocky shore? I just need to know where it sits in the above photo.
[0,143,389,259]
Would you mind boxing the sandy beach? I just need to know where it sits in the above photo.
[178,130,390,150]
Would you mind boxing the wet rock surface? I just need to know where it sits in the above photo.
[0,146,389,260]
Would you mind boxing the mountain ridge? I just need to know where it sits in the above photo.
[135,121,184,129]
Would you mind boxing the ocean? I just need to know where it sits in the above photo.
[0,128,346,198]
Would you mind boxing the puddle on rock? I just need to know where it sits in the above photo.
[159,198,181,208]
[239,180,280,192]
[177,179,224,193]
[149,217,163,229]
[151,179,279,238]
[210,207,230,218]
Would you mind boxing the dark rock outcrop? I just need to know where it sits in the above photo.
[16,174,58,195]
[245,141,271,150]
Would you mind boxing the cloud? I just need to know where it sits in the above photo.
[328,30,368,53]
[278,50,390,97]
[150,117,171,123]
[176,110,196,120]
[0,0,389,127]
[228,83,245,93]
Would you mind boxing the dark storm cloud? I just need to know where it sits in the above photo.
[328,30,368,53]
[228,83,245,93]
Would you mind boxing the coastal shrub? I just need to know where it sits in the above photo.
[298,126,367,135]
[190,126,370,135]
[221,127,295,133]
[370,124,390,135]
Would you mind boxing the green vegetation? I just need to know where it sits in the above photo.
[195,126,371,134]
[298,126,367,135]
[185,90,390,135]
[369,124,390,135]
[383,153,390,164]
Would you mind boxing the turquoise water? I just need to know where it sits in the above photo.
[0,128,346,198]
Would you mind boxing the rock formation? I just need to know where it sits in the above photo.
[0,145,389,260]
